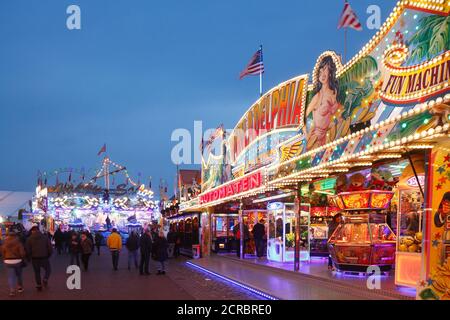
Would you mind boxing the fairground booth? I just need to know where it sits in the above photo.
[180,0,450,299]
[32,157,158,241]
[161,170,202,257]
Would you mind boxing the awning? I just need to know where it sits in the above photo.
[0,191,34,218]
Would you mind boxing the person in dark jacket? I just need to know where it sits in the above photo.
[327,213,342,270]
[85,230,94,249]
[63,231,71,254]
[252,219,266,258]
[126,231,140,270]
[69,233,81,267]
[94,232,103,256]
[25,226,53,291]
[80,232,93,271]
[173,230,180,257]
[233,222,250,258]
[154,231,169,275]
[139,229,153,275]
[54,227,64,255]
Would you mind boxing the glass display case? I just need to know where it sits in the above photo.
[310,221,329,257]
[267,202,310,262]
[309,207,339,257]
[211,214,238,252]
[395,188,424,287]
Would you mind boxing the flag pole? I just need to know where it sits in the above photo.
[344,28,347,64]
[259,45,263,97]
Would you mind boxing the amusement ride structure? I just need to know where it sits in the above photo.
[31,157,159,234]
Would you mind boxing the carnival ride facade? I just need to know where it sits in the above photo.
[32,157,158,234]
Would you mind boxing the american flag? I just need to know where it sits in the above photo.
[239,46,264,79]
[338,1,362,31]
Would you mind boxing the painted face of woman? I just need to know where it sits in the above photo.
[442,200,450,215]
[319,65,330,85]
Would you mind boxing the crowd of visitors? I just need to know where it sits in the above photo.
[0,224,171,297]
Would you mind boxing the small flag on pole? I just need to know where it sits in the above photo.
[239,46,264,79]
[205,124,224,152]
[338,1,362,31]
[97,144,107,156]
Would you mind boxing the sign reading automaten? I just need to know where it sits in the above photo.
[200,171,262,204]
[381,50,449,104]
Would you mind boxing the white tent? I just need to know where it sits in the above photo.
[0,191,34,219]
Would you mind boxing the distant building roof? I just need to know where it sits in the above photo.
[0,191,34,217]
[179,169,201,185]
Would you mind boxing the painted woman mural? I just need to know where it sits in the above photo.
[305,55,342,151]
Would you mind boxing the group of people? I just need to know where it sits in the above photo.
[0,225,170,297]
[53,228,103,257]
[233,219,266,258]
[106,228,169,276]
[1,226,52,296]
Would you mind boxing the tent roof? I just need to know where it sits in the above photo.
[0,191,33,217]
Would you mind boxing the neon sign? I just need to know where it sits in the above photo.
[200,171,262,204]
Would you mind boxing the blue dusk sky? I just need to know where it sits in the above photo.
[0,0,397,195]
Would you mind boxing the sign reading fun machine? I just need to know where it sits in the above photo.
[200,0,450,197]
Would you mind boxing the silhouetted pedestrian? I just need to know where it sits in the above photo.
[80,232,93,271]
[25,226,53,291]
[139,228,152,275]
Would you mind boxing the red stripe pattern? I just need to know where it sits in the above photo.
[239,47,264,79]
[338,1,362,31]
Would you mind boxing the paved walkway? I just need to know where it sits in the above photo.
[218,253,416,299]
[190,255,416,300]
[0,248,261,300]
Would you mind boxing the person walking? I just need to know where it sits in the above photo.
[174,229,180,257]
[53,227,64,255]
[327,213,343,271]
[154,231,168,275]
[25,226,53,291]
[139,228,152,275]
[64,230,71,254]
[1,231,26,297]
[69,232,81,267]
[94,231,103,256]
[167,228,176,258]
[125,231,139,270]
[233,222,249,258]
[252,219,266,258]
[80,232,93,271]
[107,228,122,271]
[86,230,94,250]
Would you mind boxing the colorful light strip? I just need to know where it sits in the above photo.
[186,261,279,300]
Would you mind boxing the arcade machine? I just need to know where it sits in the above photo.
[211,213,238,253]
[310,207,340,257]
[328,190,397,272]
